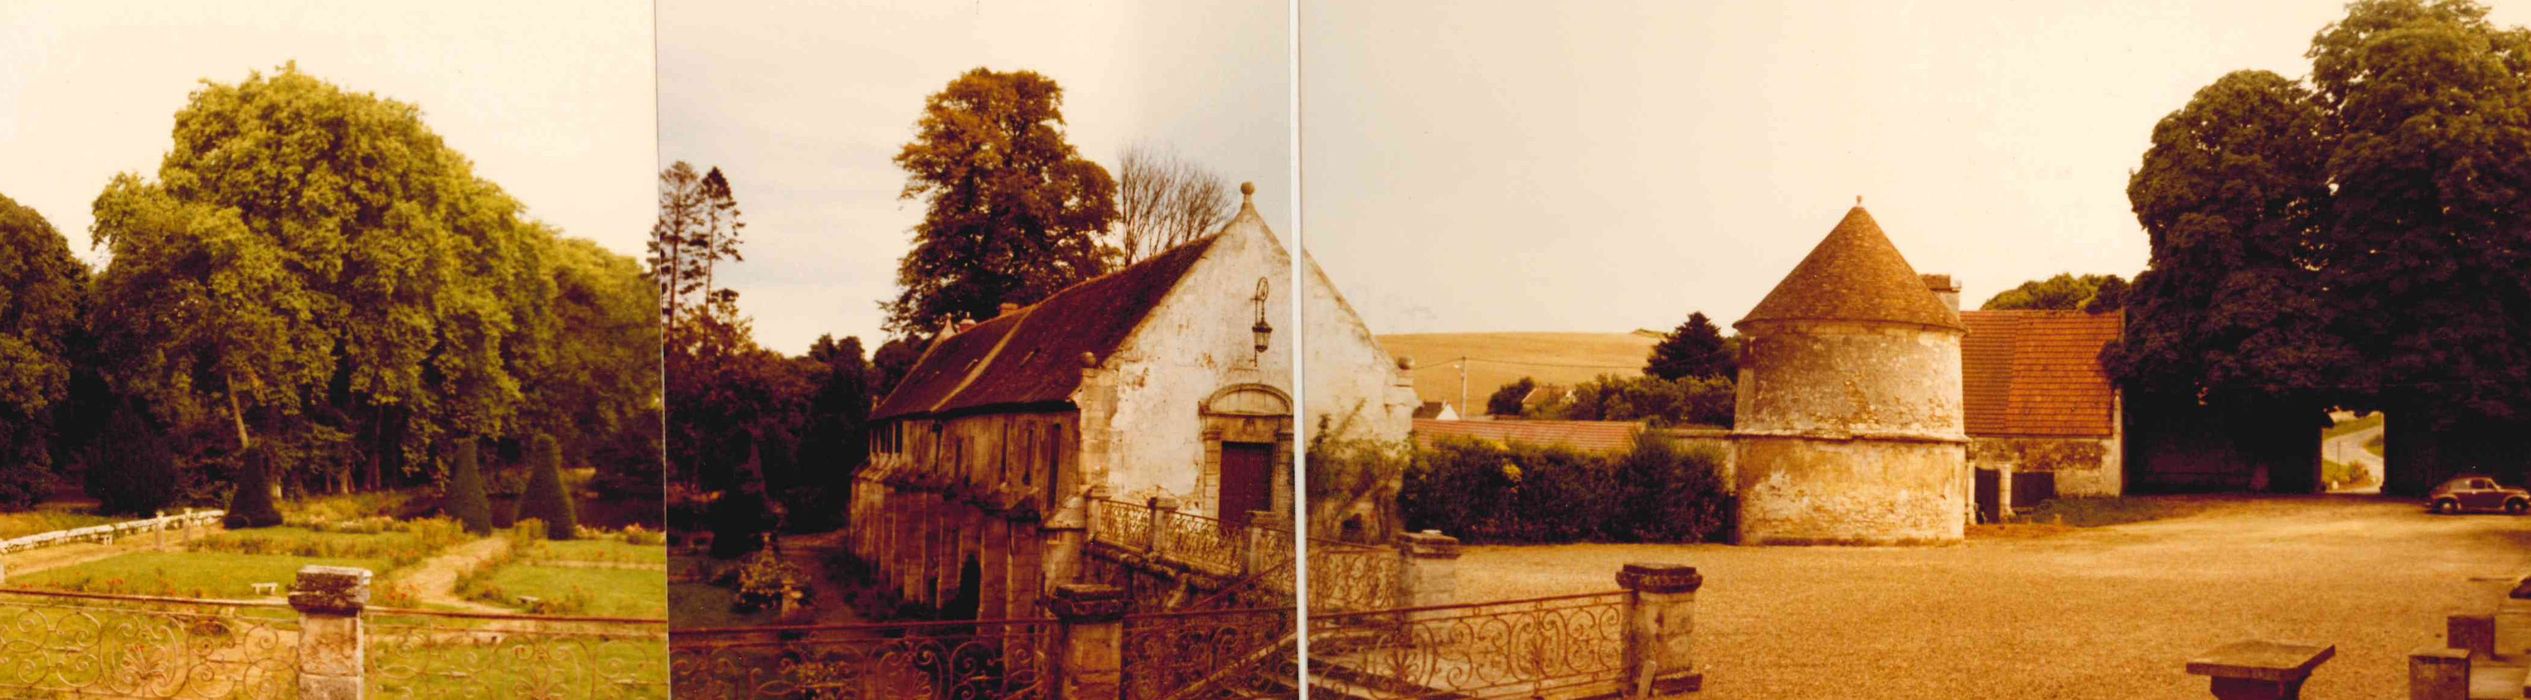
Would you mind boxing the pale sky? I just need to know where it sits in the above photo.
[656,0,1294,357]
[1301,0,2531,335]
[0,1,658,264]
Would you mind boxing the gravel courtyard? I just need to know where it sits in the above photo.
[1451,495,2531,698]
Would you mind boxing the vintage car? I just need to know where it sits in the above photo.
[2427,474,2530,514]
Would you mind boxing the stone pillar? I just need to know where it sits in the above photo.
[1996,467,2015,522]
[1616,563,1704,697]
[979,510,1009,620]
[1043,488,1092,591]
[291,565,372,700]
[1396,532,1460,609]
[1048,583,1127,700]
[1245,510,1286,576]
[2408,647,2469,700]
[1009,515,1047,616]
[1145,496,1178,556]
[2446,613,2494,658]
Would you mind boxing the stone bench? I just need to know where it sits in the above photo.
[250,582,280,596]
[2184,640,2333,700]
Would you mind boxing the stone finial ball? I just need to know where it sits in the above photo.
[1397,356,1415,370]
[1240,181,1255,196]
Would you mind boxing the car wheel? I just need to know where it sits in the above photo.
[2435,499,2460,514]
[2509,499,2528,515]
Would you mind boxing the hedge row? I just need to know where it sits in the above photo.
[1399,432,1733,544]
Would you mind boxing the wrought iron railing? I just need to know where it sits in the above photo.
[1305,539,1401,613]
[1306,592,1626,699]
[0,587,298,698]
[1088,499,1149,551]
[365,607,669,698]
[669,617,1054,699]
[1150,509,1242,575]
[1121,606,1297,700]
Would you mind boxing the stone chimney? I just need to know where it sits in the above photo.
[1921,274,1960,312]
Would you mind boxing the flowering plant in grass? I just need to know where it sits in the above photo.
[726,548,809,614]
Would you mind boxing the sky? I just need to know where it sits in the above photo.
[0,1,658,263]
[657,0,1295,356]
[1301,0,2531,336]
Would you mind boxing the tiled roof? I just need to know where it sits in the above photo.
[1412,419,1644,454]
[870,233,1222,420]
[1959,310,2123,438]
[1740,206,1964,331]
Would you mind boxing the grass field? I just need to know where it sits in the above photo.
[668,580,779,629]
[463,564,667,618]
[15,550,393,598]
[0,510,119,541]
[1378,332,1662,415]
[521,537,670,567]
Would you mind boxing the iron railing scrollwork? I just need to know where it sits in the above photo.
[670,618,1053,699]
[1150,510,1241,576]
[1121,606,1296,700]
[365,607,669,698]
[1305,539,1401,613]
[1088,499,1148,550]
[1306,592,1626,699]
[0,588,298,699]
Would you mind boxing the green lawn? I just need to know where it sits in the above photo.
[190,524,466,569]
[667,581,780,629]
[15,551,393,598]
[367,611,667,698]
[520,537,669,567]
[464,564,666,619]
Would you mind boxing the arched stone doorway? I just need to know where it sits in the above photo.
[1193,383,1293,529]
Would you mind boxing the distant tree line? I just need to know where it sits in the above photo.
[0,64,659,516]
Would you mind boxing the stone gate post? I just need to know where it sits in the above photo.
[1049,583,1127,700]
[291,565,373,700]
[1616,562,1703,698]
[1396,531,1461,609]
[2408,647,2469,700]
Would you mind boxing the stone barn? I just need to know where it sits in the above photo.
[1731,203,1969,545]
[850,184,1410,618]
[1957,308,2126,519]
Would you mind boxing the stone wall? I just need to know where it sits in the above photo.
[1967,435,2120,498]
[1299,251,1420,540]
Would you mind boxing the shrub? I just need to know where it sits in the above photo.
[443,440,495,535]
[1400,433,1731,544]
[621,524,665,546]
[221,445,284,529]
[728,548,809,614]
[518,435,579,540]
[85,406,175,515]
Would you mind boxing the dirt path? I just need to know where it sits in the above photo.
[1445,494,2531,699]
[4,522,220,578]
[386,536,513,613]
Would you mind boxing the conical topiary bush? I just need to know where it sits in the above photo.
[444,439,495,535]
[518,434,579,540]
[222,445,284,529]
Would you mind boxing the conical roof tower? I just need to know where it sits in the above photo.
[1739,204,1961,331]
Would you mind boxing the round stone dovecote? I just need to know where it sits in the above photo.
[1731,204,1969,545]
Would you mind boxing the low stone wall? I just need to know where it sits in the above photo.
[1969,436,2120,498]
[0,509,225,555]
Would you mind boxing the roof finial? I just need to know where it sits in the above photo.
[1855,194,1864,207]
[1241,181,1255,202]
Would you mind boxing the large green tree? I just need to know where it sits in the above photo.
[531,238,659,473]
[0,193,86,507]
[887,68,1119,335]
[87,64,590,496]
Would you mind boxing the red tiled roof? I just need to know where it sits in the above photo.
[1959,310,2122,438]
[1412,419,1644,454]
[870,234,1221,420]
[1740,206,1964,332]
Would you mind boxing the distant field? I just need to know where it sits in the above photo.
[1378,332,1661,415]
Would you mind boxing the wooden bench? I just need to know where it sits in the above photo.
[249,582,279,596]
[2184,640,2333,699]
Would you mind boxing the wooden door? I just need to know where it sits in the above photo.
[1217,442,1273,529]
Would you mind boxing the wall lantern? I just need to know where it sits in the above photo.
[1251,277,1273,354]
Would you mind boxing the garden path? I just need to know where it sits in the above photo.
[387,536,512,613]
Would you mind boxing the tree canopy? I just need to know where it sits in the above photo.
[0,193,86,507]
[1643,312,1735,381]
[887,68,1118,336]
[1981,273,2130,313]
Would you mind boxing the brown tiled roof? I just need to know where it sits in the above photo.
[870,234,1221,420]
[1959,310,2123,438]
[1740,206,1964,331]
[1412,419,1643,454]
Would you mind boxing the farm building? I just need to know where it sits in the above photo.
[1957,308,2125,518]
[849,184,1414,618]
